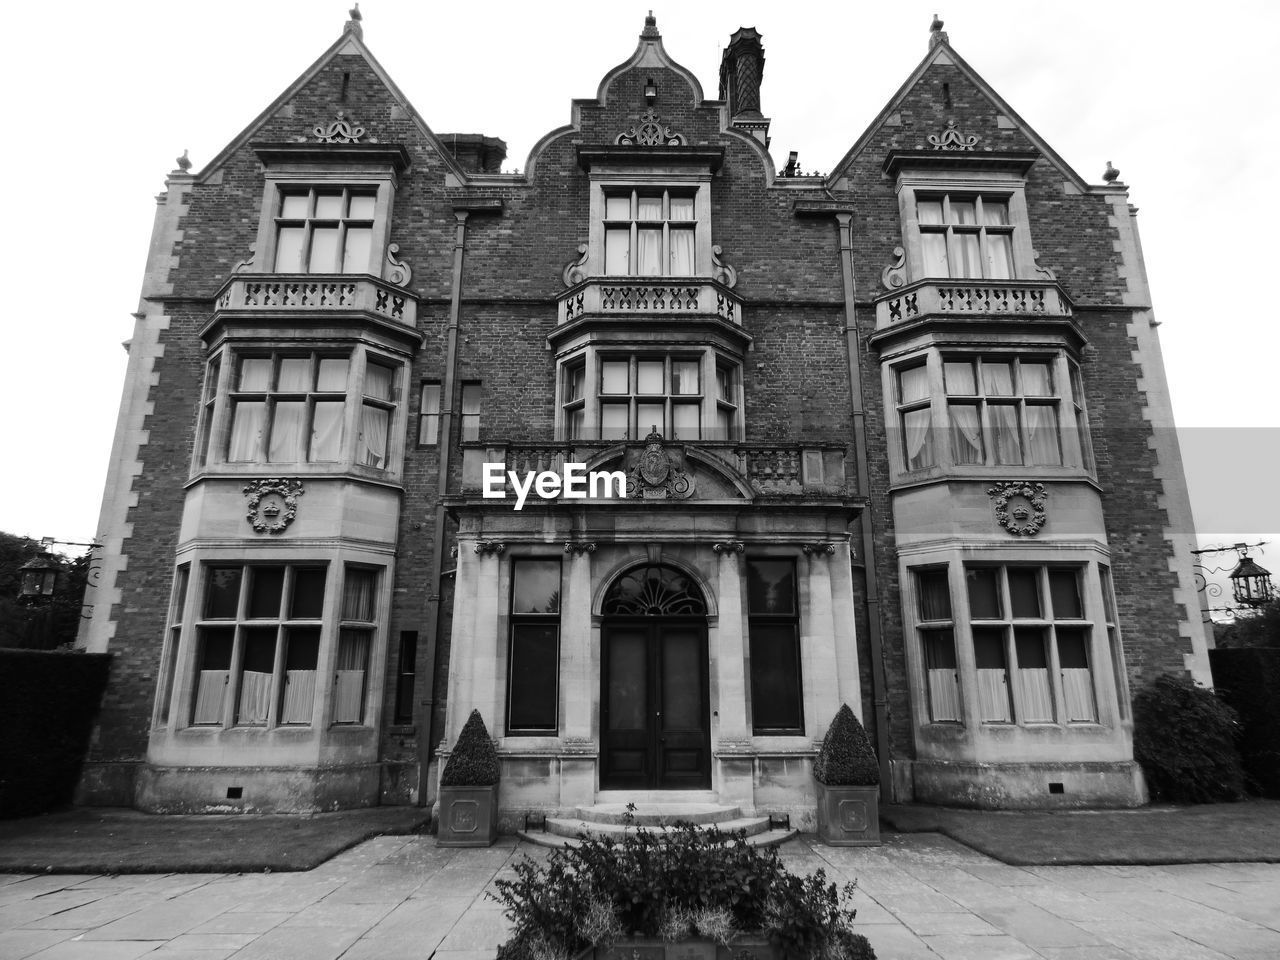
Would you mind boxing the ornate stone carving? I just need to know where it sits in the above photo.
[881,245,907,289]
[987,481,1049,536]
[1103,161,1120,183]
[801,542,837,556]
[713,540,746,555]
[626,431,695,500]
[175,149,191,173]
[616,111,686,147]
[313,111,366,144]
[385,243,412,286]
[562,243,589,287]
[711,245,738,288]
[243,479,304,534]
[1031,249,1057,282]
[233,245,256,274]
[474,540,506,557]
[928,120,978,151]
[564,541,597,556]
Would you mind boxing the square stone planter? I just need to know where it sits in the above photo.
[814,781,881,846]
[586,938,780,960]
[437,783,498,846]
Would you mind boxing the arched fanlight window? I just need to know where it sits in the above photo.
[602,564,706,616]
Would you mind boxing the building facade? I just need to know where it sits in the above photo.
[79,13,1211,825]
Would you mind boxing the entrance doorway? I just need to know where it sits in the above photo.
[599,565,710,790]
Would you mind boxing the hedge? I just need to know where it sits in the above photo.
[1132,674,1245,803]
[0,650,111,818]
[1210,648,1280,798]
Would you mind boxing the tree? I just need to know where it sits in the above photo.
[0,532,91,650]
[1214,600,1280,650]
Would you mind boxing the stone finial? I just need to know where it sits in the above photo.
[175,149,191,173]
[345,2,363,39]
[642,10,659,39]
[1103,160,1120,183]
[929,13,949,49]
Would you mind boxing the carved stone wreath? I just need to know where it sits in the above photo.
[616,111,686,147]
[625,430,695,500]
[244,479,304,534]
[987,481,1048,536]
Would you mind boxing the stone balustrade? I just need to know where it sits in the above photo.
[213,275,418,327]
[558,279,742,325]
[874,279,1071,330]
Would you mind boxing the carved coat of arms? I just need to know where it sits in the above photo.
[987,481,1048,536]
[244,479,304,534]
[625,431,695,500]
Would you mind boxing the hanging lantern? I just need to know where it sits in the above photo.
[1229,552,1274,608]
[18,551,61,601]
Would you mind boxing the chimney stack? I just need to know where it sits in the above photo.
[719,27,770,147]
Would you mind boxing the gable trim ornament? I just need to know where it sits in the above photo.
[928,120,979,152]
[616,111,687,147]
[626,430,695,500]
[244,478,304,534]
[987,481,1049,536]
[313,111,366,144]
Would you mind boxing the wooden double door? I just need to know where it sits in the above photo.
[600,620,711,790]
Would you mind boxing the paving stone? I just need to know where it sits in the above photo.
[964,902,1102,948]
[80,898,231,941]
[223,924,365,960]
[919,932,1044,960]
[279,900,395,929]
[887,911,1002,935]
[185,911,291,935]
[853,924,938,960]
[20,894,156,930]
[435,906,513,953]
[22,941,165,960]
[0,928,81,960]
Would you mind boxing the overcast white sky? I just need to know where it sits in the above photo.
[2,0,1276,590]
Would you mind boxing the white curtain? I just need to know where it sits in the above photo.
[1025,405,1061,465]
[228,402,265,461]
[990,404,1022,464]
[977,669,1012,722]
[237,670,272,724]
[269,401,304,462]
[928,670,962,722]
[669,228,695,274]
[637,229,661,275]
[1062,669,1097,722]
[921,232,949,277]
[279,671,317,724]
[948,404,983,464]
[903,409,932,469]
[357,404,389,468]
[334,630,370,724]
[310,401,344,461]
[982,362,1015,395]
[193,671,228,724]
[343,571,376,621]
[277,359,311,392]
[1015,669,1054,722]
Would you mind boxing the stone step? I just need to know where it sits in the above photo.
[545,815,770,842]
[570,802,742,826]
[519,824,798,850]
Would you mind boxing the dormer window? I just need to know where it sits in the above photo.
[917,194,1014,280]
[274,188,376,274]
[604,190,697,276]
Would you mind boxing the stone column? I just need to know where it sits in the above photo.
[713,541,754,809]
[561,542,597,808]
[444,542,480,744]
[468,543,505,734]
[802,543,841,736]
[827,542,864,720]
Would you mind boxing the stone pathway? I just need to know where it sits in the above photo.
[2,832,1278,960]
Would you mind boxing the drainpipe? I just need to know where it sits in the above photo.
[835,211,893,797]
[417,208,470,807]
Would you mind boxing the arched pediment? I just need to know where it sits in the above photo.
[581,436,756,503]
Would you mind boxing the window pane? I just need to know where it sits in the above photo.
[193,628,233,724]
[1099,565,1117,622]
[973,628,1011,722]
[948,403,984,464]
[747,559,795,614]
[205,567,243,619]
[924,630,961,722]
[605,228,630,274]
[358,405,389,467]
[1014,628,1054,722]
[365,362,394,401]
[565,365,585,402]
[898,364,930,404]
[985,233,1013,279]
[637,402,665,436]
[637,360,664,395]
[342,226,372,273]
[1008,569,1042,618]
[334,630,370,723]
[280,628,320,724]
[1015,628,1049,667]
[982,200,1009,225]
[601,361,628,394]
[509,623,559,730]
[981,361,1014,396]
[277,357,311,392]
[924,630,957,669]
[917,199,943,224]
[280,193,309,219]
[944,361,977,395]
[672,402,699,439]
[716,365,736,402]
[566,407,585,440]
[715,406,733,441]
[916,568,952,621]
[1057,627,1090,668]
[314,192,343,218]
[966,568,1001,619]
[750,623,803,732]
[228,401,265,461]
[1025,404,1061,465]
[637,196,662,220]
[419,383,441,445]
[342,568,377,621]
[275,226,305,272]
[237,628,276,725]
[309,226,339,272]
[513,560,561,614]
[990,403,1022,464]
[950,200,976,224]
[247,567,284,619]
[268,401,306,462]
[1049,570,1083,619]
[954,232,982,277]
[637,228,661,275]
[903,408,934,470]
[673,360,700,395]
[601,403,628,440]
[921,232,949,277]
[1021,362,1053,396]
[317,357,349,391]
[310,401,345,461]
[606,195,630,220]
[347,193,376,219]
[291,568,327,619]
[669,196,695,220]
[974,629,1007,670]
[239,358,272,391]
[670,227,695,274]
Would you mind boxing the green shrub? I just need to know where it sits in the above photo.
[440,709,500,786]
[813,704,879,786]
[1209,648,1280,797]
[491,822,875,960]
[1133,674,1244,803]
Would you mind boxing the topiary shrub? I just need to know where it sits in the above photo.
[441,709,500,786]
[1132,674,1244,803]
[813,704,879,786]
[1208,647,1280,797]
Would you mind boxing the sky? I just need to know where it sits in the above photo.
[2,0,1276,601]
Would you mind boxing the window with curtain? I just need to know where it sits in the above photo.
[599,354,707,441]
[943,356,1064,467]
[603,189,697,276]
[190,564,327,728]
[418,382,441,446]
[917,193,1014,279]
[914,567,961,722]
[507,559,562,734]
[356,361,395,468]
[334,567,378,724]
[747,559,804,734]
[896,363,935,471]
[274,187,376,274]
[965,565,1098,725]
